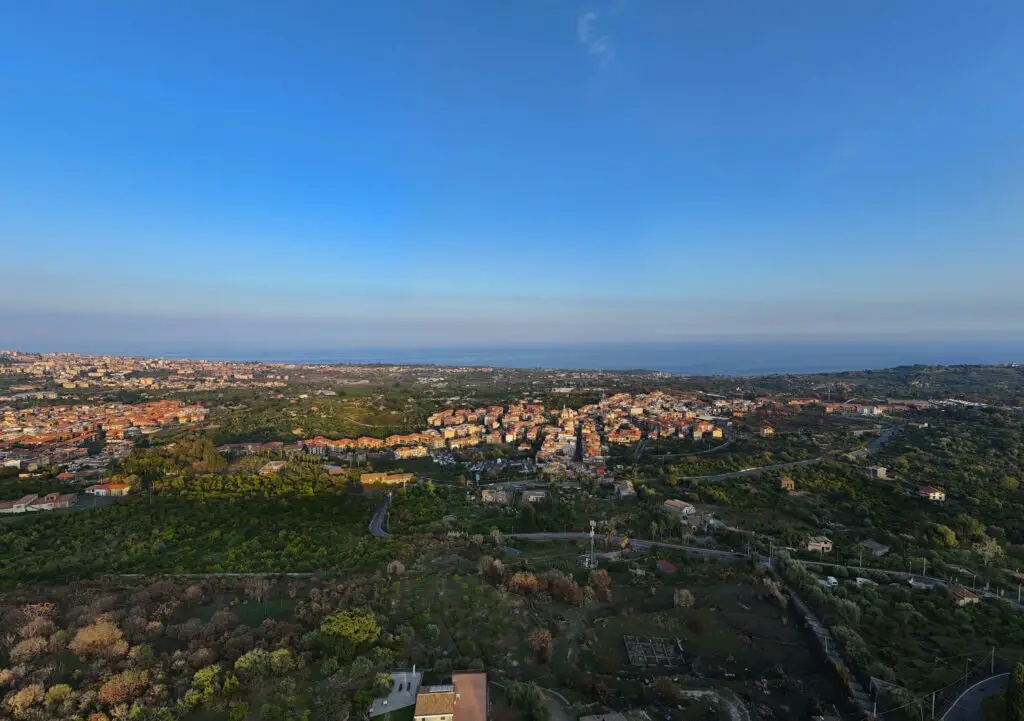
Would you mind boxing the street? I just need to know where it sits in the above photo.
[369,492,391,538]
[942,673,1008,721]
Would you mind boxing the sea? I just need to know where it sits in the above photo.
[105,340,1024,376]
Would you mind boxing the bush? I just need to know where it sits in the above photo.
[7,684,43,716]
[320,657,340,677]
[235,649,272,680]
[507,572,540,595]
[97,668,150,705]
[673,589,695,608]
[69,621,128,657]
[44,683,72,709]
[505,682,549,721]
[529,628,553,663]
[549,576,582,606]
[374,672,394,696]
[19,617,54,639]
[349,656,373,677]
[9,637,47,664]
[320,609,381,654]
[270,648,295,675]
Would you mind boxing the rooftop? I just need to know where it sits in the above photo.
[452,672,487,721]
[414,690,456,717]
[369,670,422,718]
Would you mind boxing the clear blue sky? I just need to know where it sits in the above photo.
[3,0,1024,350]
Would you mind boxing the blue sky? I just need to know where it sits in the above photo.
[2,0,1024,349]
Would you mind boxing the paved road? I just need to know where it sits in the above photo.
[680,456,826,482]
[369,493,391,538]
[507,533,1016,607]
[506,531,745,561]
[648,426,734,460]
[942,673,1008,721]
[677,424,898,482]
[866,425,897,453]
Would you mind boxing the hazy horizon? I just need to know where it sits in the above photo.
[3,2,1023,345]
[6,337,1024,377]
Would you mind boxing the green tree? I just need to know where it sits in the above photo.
[270,648,295,675]
[235,649,272,680]
[320,609,381,654]
[374,672,394,697]
[927,523,959,548]
[1006,663,1024,721]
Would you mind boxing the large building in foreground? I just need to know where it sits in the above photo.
[413,672,488,721]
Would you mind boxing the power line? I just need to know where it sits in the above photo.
[874,651,996,717]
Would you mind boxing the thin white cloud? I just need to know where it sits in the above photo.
[577,10,613,66]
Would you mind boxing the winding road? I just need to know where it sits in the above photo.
[369,492,391,538]
[679,424,898,482]
[942,673,1008,721]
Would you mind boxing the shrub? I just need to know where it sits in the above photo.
[588,570,611,590]
[505,682,549,721]
[270,648,295,675]
[673,589,695,608]
[320,609,381,652]
[320,657,340,676]
[97,668,149,704]
[19,617,55,639]
[374,672,394,696]
[69,622,127,657]
[44,683,72,709]
[529,628,553,663]
[349,656,373,677]
[507,572,540,595]
[9,637,47,664]
[549,576,582,606]
[234,649,272,680]
[7,684,43,716]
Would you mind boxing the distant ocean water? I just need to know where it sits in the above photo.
[125,340,1024,376]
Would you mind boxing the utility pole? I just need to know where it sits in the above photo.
[992,647,996,675]
[923,558,927,577]
[931,692,936,720]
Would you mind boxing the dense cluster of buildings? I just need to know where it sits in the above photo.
[283,391,742,478]
[0,350,290,395]
[0,400,207,482]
